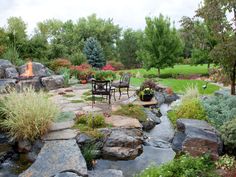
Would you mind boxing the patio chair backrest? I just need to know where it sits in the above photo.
[120,73,131,85]
[92,80,111,94]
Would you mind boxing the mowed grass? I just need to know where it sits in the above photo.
[124,65,220,94]
[130,78,219,94]
[125,64,209,76]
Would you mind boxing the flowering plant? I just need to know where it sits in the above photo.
[102,64,115,71]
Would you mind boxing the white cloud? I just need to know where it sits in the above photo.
[0,0,202,34]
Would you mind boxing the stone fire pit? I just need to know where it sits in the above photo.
[0,59,64,92]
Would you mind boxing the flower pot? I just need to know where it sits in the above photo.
[140,94,154,102]
[80,80,87,84]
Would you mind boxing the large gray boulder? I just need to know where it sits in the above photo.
[101,128,143,160]
[41,75,64,90]
[88,169,124,177]
[18,62,52,77]
[0,79,17,93]
[172,119,223,159]
[19,140,87,177]
[5,67,19,79]
[0,59,14,68]
[0,59,15,78]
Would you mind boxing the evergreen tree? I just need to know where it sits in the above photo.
[83,37,105,68]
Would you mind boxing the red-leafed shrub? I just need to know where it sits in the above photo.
[50,58,72,72]
[107,60,124,70]
[102,64,115,71]
[70,63,94,81]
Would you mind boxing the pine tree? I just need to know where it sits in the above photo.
[83,37,105,68]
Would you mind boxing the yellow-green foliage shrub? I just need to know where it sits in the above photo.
[168,98,208,126]
[75,114,105,128]
[0,87,59,141]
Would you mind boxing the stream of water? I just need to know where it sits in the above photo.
[95,104,176,177]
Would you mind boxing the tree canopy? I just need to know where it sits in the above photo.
[137,14,183,76]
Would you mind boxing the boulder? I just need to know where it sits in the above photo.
[144,138,172,149]
[0,59,14,68]
[102,128,143,160]
[41,75,64,90]
[164,92,179,104]
[76,133,93,145]
[145,109,161,124]
[88,169,124,177]
[154,92,165,106]
[172,119,223,159]
[18,62,52,77]
[19,140,87,177]
[141,120,155,131]
[54,172,82,177]
[0,79,17,93]
[5,67,19,79]
[18,140,32,153]
[0,66,5,78]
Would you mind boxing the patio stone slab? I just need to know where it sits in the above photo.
[49,121,74,132]
[105,115,142,128]
[82,106,102,113]
[19,140,87,177]
[42,129,79,141]
[132,98,158,106]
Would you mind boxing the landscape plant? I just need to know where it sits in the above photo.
[168,98,208,126]
[203,95,236,129]
[137,154,217,177]
[220,118,236,150]
[83,37,105,69]
[113,104,147,122]
[137,14,183,76]
[0,87,59,141]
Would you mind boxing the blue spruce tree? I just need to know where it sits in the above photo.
[83,37,105,68]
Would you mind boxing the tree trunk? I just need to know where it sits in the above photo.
[157,68,160,77]
[207,63,210,69]
[231,63,236,95]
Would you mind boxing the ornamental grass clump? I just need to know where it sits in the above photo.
[182,84,200,101]
[0,87,59,141]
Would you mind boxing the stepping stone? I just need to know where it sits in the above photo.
[82,106,102,113]
[49,121,74,132]
[42,129,79,141]
[88,169,123,177]
[132,98,158,106]
[19,140,87,177]
[105,115,142,129]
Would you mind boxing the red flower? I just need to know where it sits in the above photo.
[102,64,115,71]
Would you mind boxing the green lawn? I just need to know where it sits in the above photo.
[125,64,209,76]
[130,77,220,94]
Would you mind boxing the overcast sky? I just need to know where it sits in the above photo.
[0,0,202,34]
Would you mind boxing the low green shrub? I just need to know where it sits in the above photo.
[215,155,236,170]
[137,154,217,177]
[168,98,208,126]
[81,143,99,169]
[59,67,71,86]
[203,95,236,129]
[0,87,59,141]
[75,114,106,128]
[220,118,236,150]
[113,104,147,122]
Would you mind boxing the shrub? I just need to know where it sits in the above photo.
[215,155,236,170]
[75,114,106,128]
[69,51,86,65]
[81,143,99,169]
[168,98,208,126]
[50,58,71,72]
[107,60,124,70]
[137,154,217,177]
[0,87,59,141]
[102,64,115,71]
[143,73,158,79]
[209,67,230,86]
[59,67,70,86]
[70,64,94,80]
[94,70,116,81]
[220,118,236,150]
[139,79,157,91]
[113,104,147,122]
[203,95,236,129]
[182,85,200,101]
